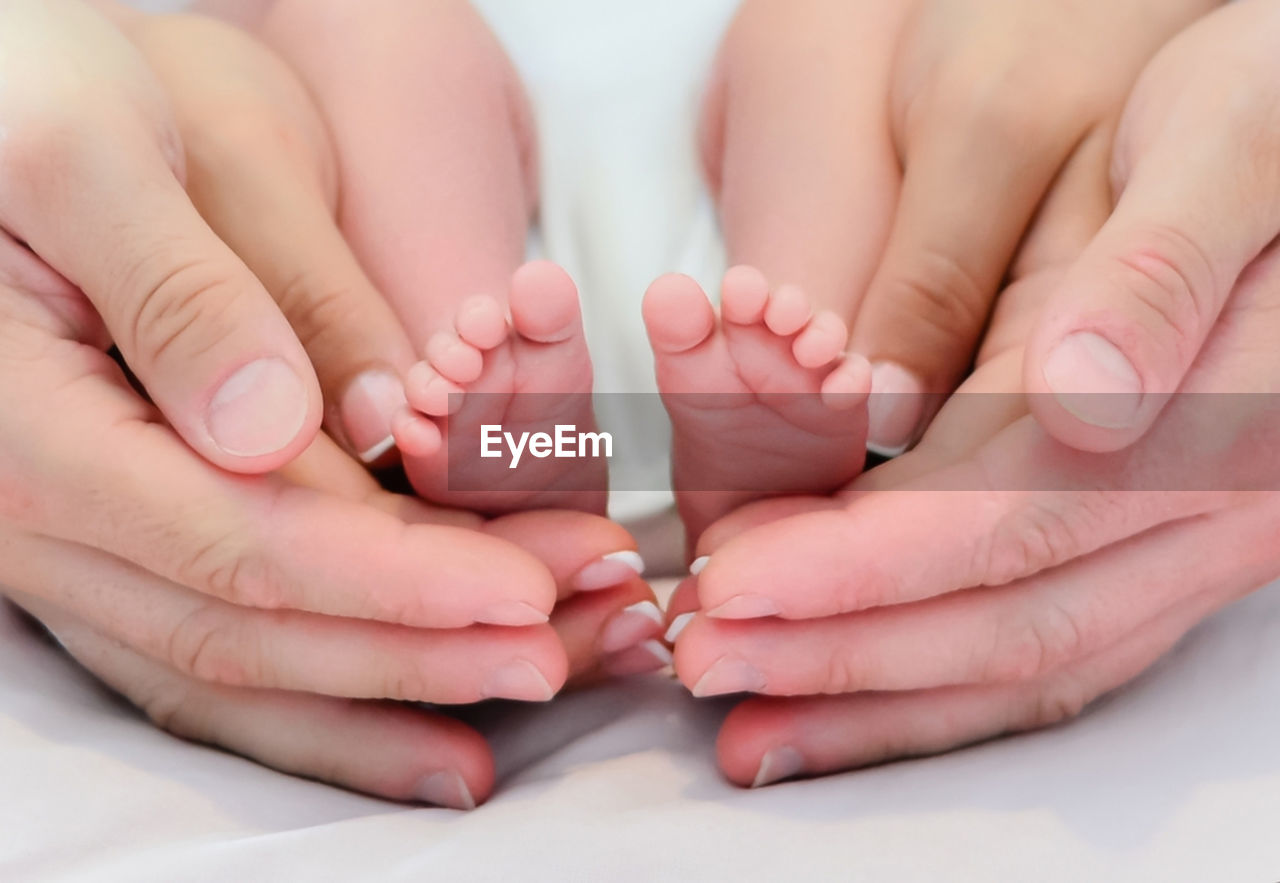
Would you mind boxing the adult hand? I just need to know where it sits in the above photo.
[0,1,662,806]
[702,0,1217,453]
[1024,0,1280,452]
[666,163,1280,787]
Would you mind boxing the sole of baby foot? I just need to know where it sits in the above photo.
[398,261,608,515]
[643,266,870,543]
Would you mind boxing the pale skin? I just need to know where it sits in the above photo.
[6,0,1280,804]
[0,0,666,808]
[666,0,1280,788]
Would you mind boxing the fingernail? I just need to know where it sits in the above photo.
[692,656,766,697]
[415,769,476,810]
[482,658,555,701]
[599,600,665,653]
[664,611,695,644]
[604,639,673,677]
[689,556,710,576]
[1043,331,1143,428]
[572,550,646,591]
[206,358,309,457]
[341,369,407,463]
[706,595,779,620]
[477,601,549,626]
[751,746,806,788]
[866,361,924,457]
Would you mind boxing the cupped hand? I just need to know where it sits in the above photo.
[702,0,1217,453]
[1025,0,1280,451]
[666,181,1280,788]
[0,1,661,807]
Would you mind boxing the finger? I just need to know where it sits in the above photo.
[130,13,418,464]
[28,602,492,808]
[853,95,1081,455]
[677,492,1280,696]
[715,579,1239,787]
[0,1,320,472]
[11,362,555,627]
[980,125,1116,365]
[549,578,669,686]
[704,0,904,319]
[2,530,567,703]
[1025,3,1280,452]
[277,436,648,602]
[695,425,1228,620]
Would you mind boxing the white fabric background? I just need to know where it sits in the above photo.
[3,1,1279,880]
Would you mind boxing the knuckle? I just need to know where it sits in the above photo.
[986,599,1085,683]
[164,606,256,686]
[274,270,367,349]
[1026,675,1091,730]
[1112,226,1219,362]
[137,678,194,735]
[121,257,247,368]
[878,249,991,343]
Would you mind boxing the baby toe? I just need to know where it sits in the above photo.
[456,295,510,351]
[510,261,582,344]
[392,406,442,457]
[406,361,466,417]
[642,274,717,354]
[720,265,770,325]
[427,332,484,384]
[792,311,849,369]
[821,355,873,411]
[763,284,813,337]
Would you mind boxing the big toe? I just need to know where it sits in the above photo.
[510,261,582,344]
[643,274,717,355]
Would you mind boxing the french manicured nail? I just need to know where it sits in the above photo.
[751,746,806,788]
[415,770,476,810]
[477,601,548,626]
[664,612,695,644]
[692,657,766,697]
[482,658,555,701]
[604,639,672,677]
[1042,331,1143,428]
[866,361,924,457]
[206,358,308,457]
[706,595,779,620]
[573,551,646,591]
[599,600,665,653]
[689,556,710,576]
[341,369,407,463]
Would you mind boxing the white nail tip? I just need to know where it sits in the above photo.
[358,435,397,464]
[689,556,710,576]
[664,612,695,644]
[751,746,806,789]
[866,440,910,459]
[623,600,665,627]
[603,550,646,575]
[639,639,673,667]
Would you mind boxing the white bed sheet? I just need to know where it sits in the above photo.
[4,1,1280,880]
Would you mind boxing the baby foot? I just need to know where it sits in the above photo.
[643,266,870,544]
[395,261,607,515]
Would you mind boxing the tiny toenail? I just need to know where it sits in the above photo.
[689,556,710,576]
